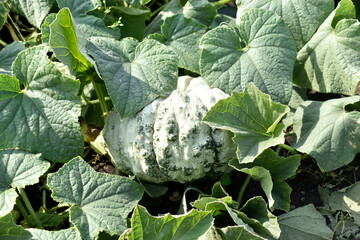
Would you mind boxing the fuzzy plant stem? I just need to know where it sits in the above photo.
[18,188,43,229]
[212,0,234,7]
[237,175,251,207]
[90,74,109,118]
[278,144,298,155]
[0,39,7,46]
[15,198,34,227]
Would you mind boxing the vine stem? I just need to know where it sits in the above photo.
[0,39,7,47]
[18,188,43,229]
[331,212,349,240]
[149,1,168,18]
[212,0,234,7]
[278,143,298,155]
[15,198,34,227]
[90,74,109,117]
[237,175,251,207]
[7,14,26,42]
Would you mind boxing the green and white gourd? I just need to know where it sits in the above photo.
[103,76,236,183]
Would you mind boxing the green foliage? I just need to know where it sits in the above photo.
[0,0,359,238]
[0,46,84,162]
[204,83,289,164]
[47,157,144,240]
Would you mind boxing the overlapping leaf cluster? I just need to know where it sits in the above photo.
[0,0,359,239]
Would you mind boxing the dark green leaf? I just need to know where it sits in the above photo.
[87,37,178,118]
[47,157,144,240]
[0,212,32,240]
[0,46,84,162]
[204,84,289,164]
[0,1,9,30]
[120,205,213,240]
[200,9,296,104]
[0,41,26,76]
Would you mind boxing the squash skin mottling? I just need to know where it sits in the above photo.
[103,77,236,183]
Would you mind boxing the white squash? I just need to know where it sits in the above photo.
[103,76,236,183]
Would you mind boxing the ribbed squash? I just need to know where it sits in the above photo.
[103,76,236,183]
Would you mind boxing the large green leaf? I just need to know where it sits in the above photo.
[292,96,360,171]
[0,149,50,217]
[49,8,93,78]
[146,0,217,35]
[200,8,296,104]
[0,46,84,162]
[149,14,207,73]
[216,226,265,240]
[278,204,333,240]
[87,37,178,118]
[41,13,56,45]
[236,0,334,50]
[0,41,26,76]
[120,205,213,240]
[203,83,289,164]
[0,212,32,240]
[293,0,360,95]
[0,0,9,30]
[8,0,55,29]
[56,0,120,39]
[47,157,144,240]
[28,228,82,240]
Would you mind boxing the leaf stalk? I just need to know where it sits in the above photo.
[236,175,251,207]
[18,188,43,229]
[212,0,234,7]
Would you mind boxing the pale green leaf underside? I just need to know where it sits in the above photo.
[47,157,144,240]
[145,0,217,35]
[0,149,50,217]
[156,14,207,73]
[28,228,82,240]
[204,83,289,164]
[278,204,333,240]
[0,213,32,239]
[0,1,9,30]
[121,205,213,240]
[236,0,334,50]
[0,46,84,162]
[217,226,265,240]
[293,96,360,171]
[294,2,360,95]
[0,41,26,76]
[87,37,178,118]
[200,8,297,104]
[56,0,120,39]
[50,8,92,77]
[8,0,55,29]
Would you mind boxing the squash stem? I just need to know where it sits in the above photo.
[212,0,234,7]
[18,188,43,229]
[15,197,34,227]
[90,74,109,118]
[236,175,251,207]
[278,144,298,155]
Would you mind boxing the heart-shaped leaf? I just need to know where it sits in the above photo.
[0,46,84,162]
[47,157,144,240]
[120,205,213,240]
[87,37,178,118]
[293,96,360,171]
[236,0,334,50]
[293,0,360,95]
[203,83,289,164]
[0,149,50,217]
[200,8,297,104]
